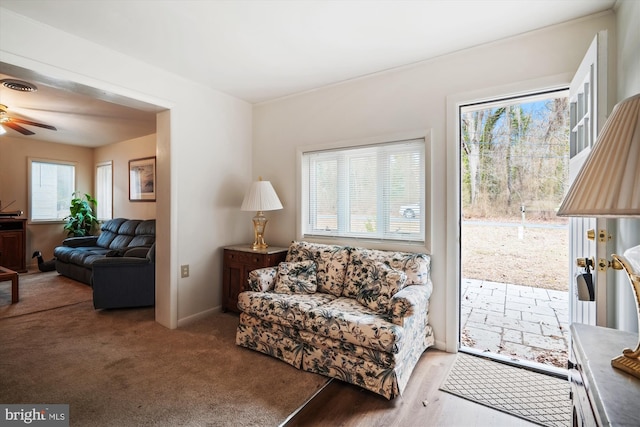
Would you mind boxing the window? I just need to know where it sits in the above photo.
[29,159,75,222]
[96,161,113,220]
[301,137,425,243]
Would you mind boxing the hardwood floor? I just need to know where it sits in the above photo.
[282,349,537,427]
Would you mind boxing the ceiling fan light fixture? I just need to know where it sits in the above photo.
[1,79,38,92]
[0,125,6,136]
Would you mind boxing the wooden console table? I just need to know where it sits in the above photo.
[0,266,19,303]
[222,245,287,312]
[0,218,27,273]
[569,323,640,426]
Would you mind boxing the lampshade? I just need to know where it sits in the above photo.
[240,178,283,250]
[240,178,283,212]
[556,93,640,217]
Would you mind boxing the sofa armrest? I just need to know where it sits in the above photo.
[62,236,99,247]
[91,256,155,309]
[389,285,431,326]
[93,256,152,268]
[122,246,152,258]
[247,267,278,292]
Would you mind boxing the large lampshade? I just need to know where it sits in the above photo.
[556,93,640,217]
[240,179,283,212]
[240,177,283,250]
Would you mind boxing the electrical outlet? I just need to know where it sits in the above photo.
[180,264,189,278]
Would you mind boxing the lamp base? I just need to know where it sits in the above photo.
[250,242,269,251]
[250,211,269,250]
[611,247,640,380]
[611,354,640,379]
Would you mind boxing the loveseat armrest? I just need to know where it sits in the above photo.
[122,246,152,258]
[91,256,155,309]
[93,256,152,268]
[62,236,99,247]
[247,267,278,292]
[389,284,431,326]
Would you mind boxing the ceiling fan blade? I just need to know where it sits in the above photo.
[3,121,35,135]
[11,117,57,131]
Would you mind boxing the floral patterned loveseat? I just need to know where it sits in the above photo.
[235,241,434,399]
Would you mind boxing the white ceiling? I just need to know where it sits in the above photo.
[0,69,158,147]
[0,0,617,146]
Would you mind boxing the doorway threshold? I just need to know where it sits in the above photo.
[459,346,568,380]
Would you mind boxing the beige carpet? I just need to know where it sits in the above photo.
[440,353,571,427]
[0,271,92,319]
[0,276,329,426]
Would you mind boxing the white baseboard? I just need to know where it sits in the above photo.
[177,306,222,327]
[434,339,447,351]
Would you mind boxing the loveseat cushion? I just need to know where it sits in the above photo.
[108,220,142,249]
[102,218,127,233]
[305,297,404,354]
[285,241,350,296]
[343,248,431,298]
[355,261,407,314]
[237,291,337,329]
[96,230,117,248]
[129,220,156,247]
[54,246,111,268]
[274,260,318,294]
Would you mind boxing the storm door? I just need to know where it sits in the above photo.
[567,32,613,327]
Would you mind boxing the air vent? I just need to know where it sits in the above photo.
[1,79,38,92]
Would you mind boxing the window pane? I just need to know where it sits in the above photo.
[303,138,425,243]
[311,157,338,231]
[31,160,75,221]
[349,152,377,235]
[389,150,422,236]
[96,162,113,220]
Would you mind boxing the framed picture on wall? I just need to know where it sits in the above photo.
[129,156,156,202]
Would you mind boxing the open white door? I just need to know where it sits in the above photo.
[568,31,613,327]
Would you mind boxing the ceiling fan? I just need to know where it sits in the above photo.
[0,104,57,136]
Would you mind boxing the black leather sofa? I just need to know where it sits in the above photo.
[54,218,155,309]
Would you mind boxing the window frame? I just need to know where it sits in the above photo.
[28,157,77,223]
[96,160,113,221]
[297,130,431,252]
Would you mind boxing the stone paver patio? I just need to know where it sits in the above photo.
[460,278,570,369]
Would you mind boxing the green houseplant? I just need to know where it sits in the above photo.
[64,192,99,237]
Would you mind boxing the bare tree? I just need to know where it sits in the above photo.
[462,107,505,210]
[461,95,568,219]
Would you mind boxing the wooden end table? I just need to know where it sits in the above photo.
[0,266,19,303]
[222,245,288,312]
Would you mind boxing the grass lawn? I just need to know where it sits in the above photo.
[462,221,569,292]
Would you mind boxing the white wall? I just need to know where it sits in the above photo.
[253,12,617,350]
[94,134,157,220]
[0,8,253,328]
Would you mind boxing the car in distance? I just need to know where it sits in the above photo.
[399,204,420,219]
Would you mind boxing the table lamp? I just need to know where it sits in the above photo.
[557,92,640,378]
[240,177,283,250]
